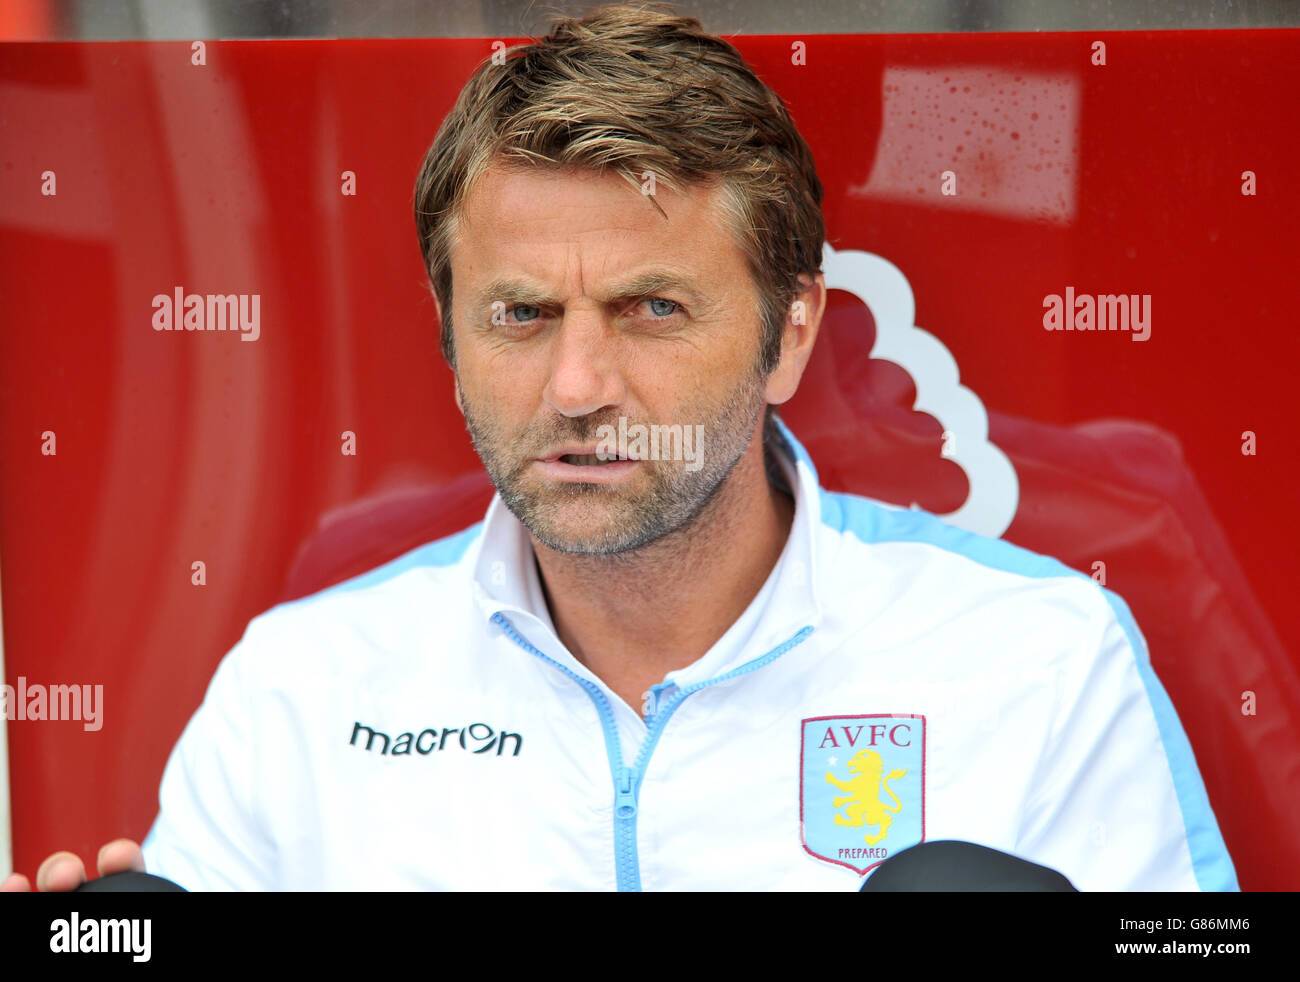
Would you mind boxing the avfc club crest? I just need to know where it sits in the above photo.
[800,715,926,875]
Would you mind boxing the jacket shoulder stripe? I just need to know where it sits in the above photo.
[276,521,484,610]
[819,488,1239,891]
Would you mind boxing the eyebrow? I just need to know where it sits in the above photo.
[471,271,707,311]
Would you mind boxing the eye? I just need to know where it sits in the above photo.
[508,304,542,323]
[644,297,679,317]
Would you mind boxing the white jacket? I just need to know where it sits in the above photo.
[142,421,1238,891]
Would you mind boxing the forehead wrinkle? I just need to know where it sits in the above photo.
[461,175,729,312]
[462,165,738,306]
[570,241,585,307]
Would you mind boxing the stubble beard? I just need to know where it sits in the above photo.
[458,367,768,556]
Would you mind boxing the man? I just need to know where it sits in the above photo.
[4,3,1235,891]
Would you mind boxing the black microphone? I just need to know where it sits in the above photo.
[860,840,1078,891]
[73,871,187,893]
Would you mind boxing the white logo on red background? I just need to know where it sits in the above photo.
[822,243,1020,538]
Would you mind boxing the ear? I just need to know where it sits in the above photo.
[433,293,465,417]
[763,272,825,407]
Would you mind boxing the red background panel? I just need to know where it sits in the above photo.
[1,32,1297,889]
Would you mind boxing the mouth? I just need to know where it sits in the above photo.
[557,452,625,466]
[538,445,634,466]
[533,446,642,482]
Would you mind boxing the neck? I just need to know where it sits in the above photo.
[531,438,795,712]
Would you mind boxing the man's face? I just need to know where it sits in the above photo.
[448,161,772,555]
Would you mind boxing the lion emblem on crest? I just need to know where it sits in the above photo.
[825,748,909,845]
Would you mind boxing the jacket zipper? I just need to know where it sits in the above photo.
[491,611,813,891]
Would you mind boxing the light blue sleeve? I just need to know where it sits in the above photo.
[1016,588,1239,891]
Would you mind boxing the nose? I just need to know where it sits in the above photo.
[542,311,627,418]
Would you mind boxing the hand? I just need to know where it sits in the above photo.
[0,838,144,892]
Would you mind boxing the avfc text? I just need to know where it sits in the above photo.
[350,721,522,757]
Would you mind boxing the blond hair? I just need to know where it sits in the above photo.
[413,1,825,380]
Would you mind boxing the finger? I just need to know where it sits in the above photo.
[35,851,87,892]
[0,873,33,892]
[96,839,145,877]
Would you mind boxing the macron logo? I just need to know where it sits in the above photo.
[350,720,523,757]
